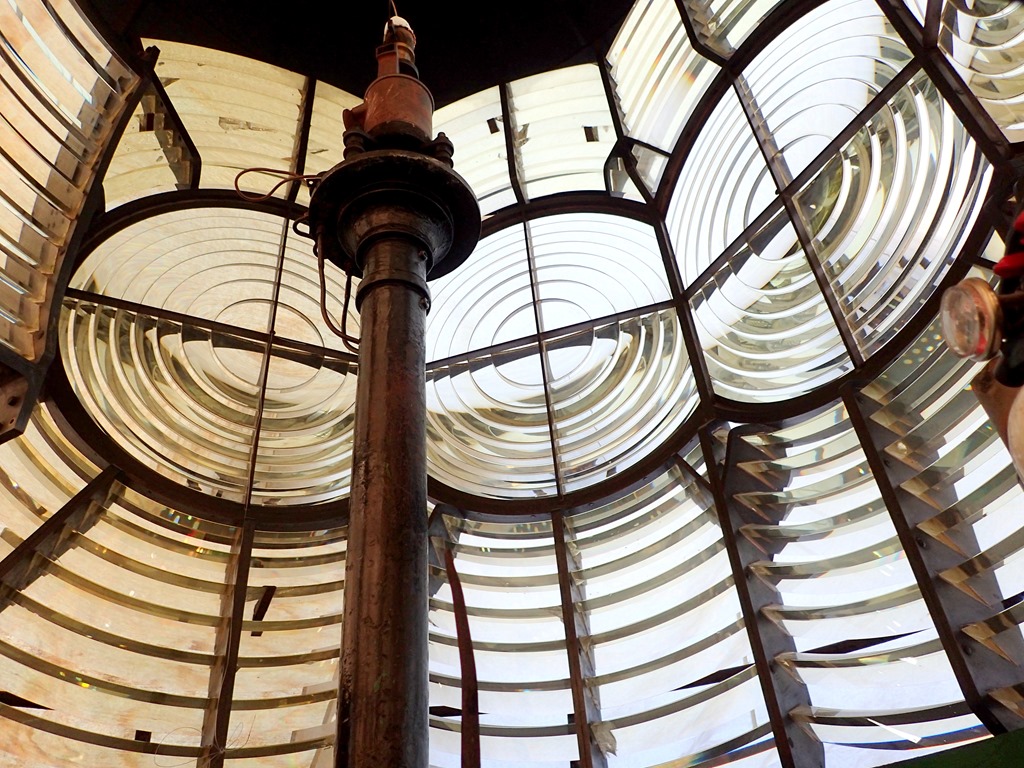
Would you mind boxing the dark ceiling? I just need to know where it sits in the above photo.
[80,0,635,106]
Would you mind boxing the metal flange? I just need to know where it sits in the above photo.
[307,148,480,282]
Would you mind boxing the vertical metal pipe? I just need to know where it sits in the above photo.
[340,236,430,768]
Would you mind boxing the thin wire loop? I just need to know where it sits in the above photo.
[318,246,361,354]
[234,167,318,202]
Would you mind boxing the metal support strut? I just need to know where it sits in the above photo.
[306,16,479,768]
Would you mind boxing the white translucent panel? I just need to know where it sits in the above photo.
[796,70,992,357]
[822,737,989,768]
[607,0,720,154]
[0,417,90,540]
[301,80,362,206]
[587,549,736,639]
[430,723,461,768]
[685,0,789,55]
[605,673,771,766]
[580,466,752,723]
[427,224,533,362]
[0,578,212,740]
[769,594,934,654]
[509,64,614,199]
[426,343,556,498]
[430,517,574,764]
[253,348,355,504]
[435,87,515,216]
[939,1,1024,142]
[549,310,699,492]
[71,206,284,331]
[225,746,329,768]
[56,543,223,615]
[0,714,199,768]
[228,693,336,748]
[691,210,851,402]
[809,710,984,749]
[0,0,136,359]
[0,597,211,702]
[146,40,305,195]
[570,467,708,569]
[277,223,361,356]
[667,87,777,286]
[109,488,239,557]
[62,301,259,502]
[476,732,579,766]
[744,0,912,177]
[794,645,964,712]
[530,213,671,331]
[904,0,928,22]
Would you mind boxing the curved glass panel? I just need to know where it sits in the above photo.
[551,309,698,491]
[666,87,776,286]
[70,207,283,331]
[531,213,671,328]
[146,41,305,196]
[508,64,614,200]
[427,224,534,363]
[744,0,912,178]
[939,0,1024,142]
[795,70,992,357]
[0,0,136,359]
[434,87,515,216]
[62,300,259,501]
[607,0,720,155]
[690,208,851,402]
[1,1,1020,767]
[426,341,556,499]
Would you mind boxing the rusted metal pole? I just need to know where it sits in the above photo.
[308,18,479,768]
[339,235,431,766]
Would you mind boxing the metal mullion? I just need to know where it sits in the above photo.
[0,464,120,592]
[428,507,481,768]
[425,508,475,762]
[699,427,822,768]
[681,198,787,301]
[523,218,566,494]
[199,518,256,768]
[243,216,291,509]
[841,385,1022,734]
[482,195,656,241]
[732,72,864,368]
[199,217,288,768]
[499,84,526,206]
[64,287,357,364]
[551,509,607,768]
[924,0,942,48]
[0,345,37,381]
[287,76,316,203]
[653,219,717,410]
[425,300,676,372]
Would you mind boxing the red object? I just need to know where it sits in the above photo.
[995,250,1024,279]
[995,210,1024,278]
